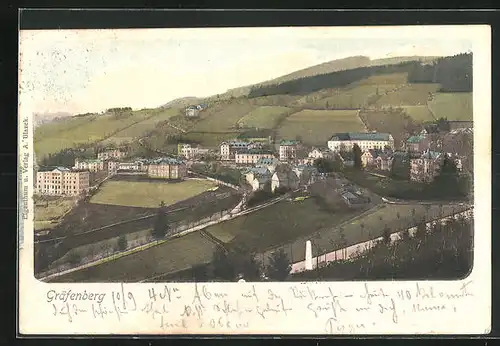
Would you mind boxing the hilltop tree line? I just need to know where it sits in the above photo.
[247,53,472,98]
[407,53,472,92]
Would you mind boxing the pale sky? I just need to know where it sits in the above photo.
[19,26,474,115]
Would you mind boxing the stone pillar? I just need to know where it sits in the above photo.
[305,240,313,270]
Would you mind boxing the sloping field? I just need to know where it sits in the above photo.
[206,198,360,252]
[401,105,435,122]
[359,109,419,148]
[102,108,179,145]
[260,203,470,265]
[35,111,154,160]
[237,106,292,129]
[428,92,473,121]
[34,115,97,142]
[349,73,409,86]
[318,84,400,109]
[276,109,365,146]
[179,131,240,148]
[190,102,255,132]
[48,232,218,282]
[34,197,76,231]
[247,95,302,107]
[375,83,441,107]
[90,179,216,208]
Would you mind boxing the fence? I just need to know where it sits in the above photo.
[289,207,473,274]
[188,170,240,190]
[37,205,236,281]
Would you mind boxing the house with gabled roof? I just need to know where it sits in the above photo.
[271,165,300,193]
[405,133,431,153]
[409,149,443,183]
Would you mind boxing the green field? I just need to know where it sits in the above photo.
[178,132,240,148]
[359,109,419,148]
[34,110,155,160]
[427,92,473,121]
[205,198,359,252]
[48,231,217,282]
[350,73,409,86]
[375,83,441,107]
[34,197,76,231]
[260,203,469,264]
[90,179,216,208]
[276,109,365,146]
[190,102,255,132]
[237,106,291,129]
[317,84,399,109]
[401,105,435,122]
[102,108,179,145]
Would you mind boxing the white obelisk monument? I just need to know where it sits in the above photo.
[305,240,313,270]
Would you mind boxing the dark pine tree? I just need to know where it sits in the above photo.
[211,247,236,281]
[266,249,292,281]
[352,144,363,170]
[151,201,168,240]
[117,235,127,251]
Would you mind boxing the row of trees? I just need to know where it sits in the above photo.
[163,210,472,283]
[407,53,472,92]
[248,61,418,98]
[292,214,473,281]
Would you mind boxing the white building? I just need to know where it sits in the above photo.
[36,167,90,196]
[220,141,252,161]
[73,158,106,172]
[235,150,275,165]
[178,144,210,159]
[279,140,300,161]
[97,149,127,160]
[327,132,394,152]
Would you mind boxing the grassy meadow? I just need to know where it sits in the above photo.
[237,106,291,129]
[427,92,473,121]
[34,196,76,231]
[401,105,436,122]
[276,109,365,146]
[374,83,441,107]
[205,198,360,252]
[90,179,216,208]
[48,231,217,282]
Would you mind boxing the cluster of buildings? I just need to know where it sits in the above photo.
[178,143,210,160]
[404,129,466,183]
[36,148,188,196]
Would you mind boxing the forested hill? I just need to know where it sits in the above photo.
[407,52,472,92]
[248,53,473,98]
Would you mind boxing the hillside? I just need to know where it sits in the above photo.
[34,53,472,163]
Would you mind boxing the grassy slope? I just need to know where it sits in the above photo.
[206,198,360,252]
[276,109,365,145]
[102,108,179,145]
[428,92,473,121]
[48,232,217,282]
[237,106,292,129]
[90,179,217,208]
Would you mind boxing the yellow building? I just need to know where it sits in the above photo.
[147,158,187,179]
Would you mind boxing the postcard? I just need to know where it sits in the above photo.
[18,24,490,335]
